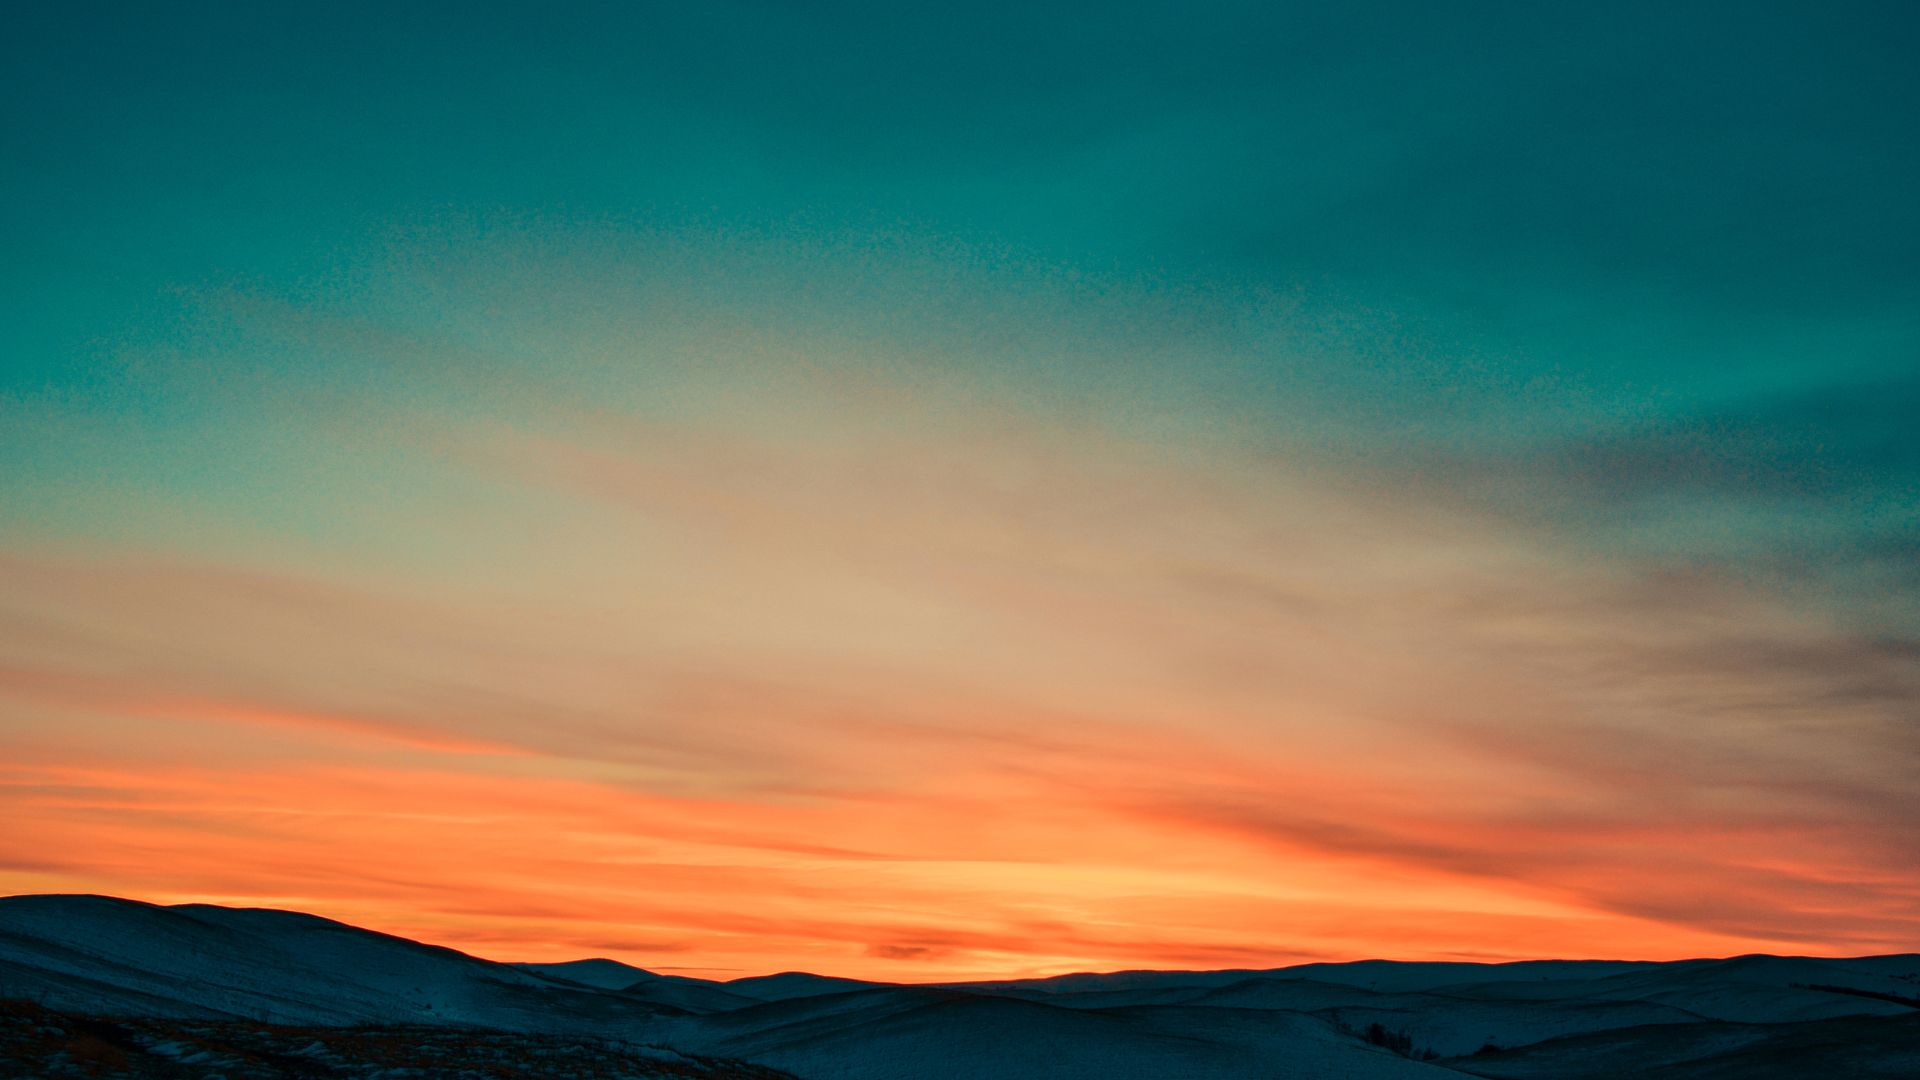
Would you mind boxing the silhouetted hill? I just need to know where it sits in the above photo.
[4,894,1916,1078]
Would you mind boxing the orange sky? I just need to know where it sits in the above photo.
[3,384,1915,980]
[8,0,1920,988]
[3,731,1881,981]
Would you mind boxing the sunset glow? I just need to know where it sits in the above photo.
[4,3,1917,982]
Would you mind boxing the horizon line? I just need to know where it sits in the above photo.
[11,891,1914,987]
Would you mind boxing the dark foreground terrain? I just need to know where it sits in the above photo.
[3,894,1917,1079]
[0,998,795,1080]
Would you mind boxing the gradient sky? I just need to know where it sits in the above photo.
[2,2,1917,980]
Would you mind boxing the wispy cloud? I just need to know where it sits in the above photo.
[5,348,1915,975]
[3,0,1915,980]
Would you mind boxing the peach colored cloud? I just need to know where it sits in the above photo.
[2,353,1915,979]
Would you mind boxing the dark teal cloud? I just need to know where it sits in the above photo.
[3,1,1915,596]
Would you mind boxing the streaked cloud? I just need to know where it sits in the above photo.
[2,1,1915,979]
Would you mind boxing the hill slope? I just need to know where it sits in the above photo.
[3,893,1916,1079]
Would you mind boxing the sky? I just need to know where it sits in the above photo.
[2,2,1917,981]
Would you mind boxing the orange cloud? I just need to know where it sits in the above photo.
[2,356,1915,979]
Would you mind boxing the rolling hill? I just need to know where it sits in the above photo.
[3,894,1915,1078]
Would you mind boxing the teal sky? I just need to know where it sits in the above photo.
[1,3,1917,972]
[9,4,1917,561]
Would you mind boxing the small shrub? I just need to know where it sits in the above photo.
[1361,1021,1415,1056]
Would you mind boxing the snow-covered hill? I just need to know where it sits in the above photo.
[3,894,1916,1079]
[515,957,765,1012]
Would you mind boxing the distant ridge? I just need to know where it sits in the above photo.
[514,956,664,990]
[4,894,1918,1079]
[723,971,890,1001]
